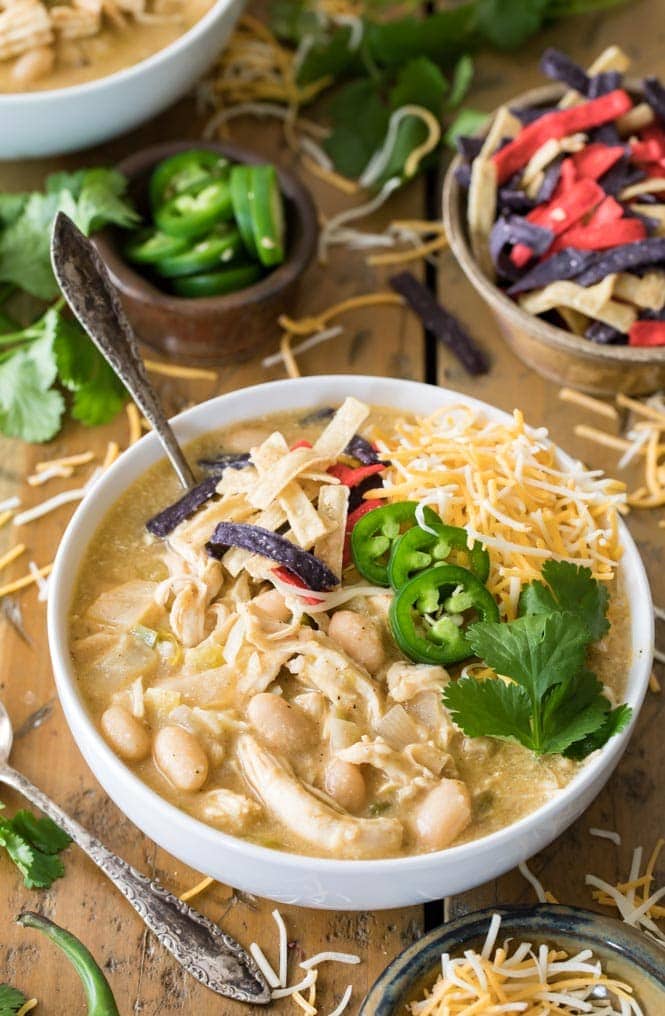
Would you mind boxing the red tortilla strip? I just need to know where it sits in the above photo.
[550,217,645,253]
[629,320,665,346]
[571,143,624,179]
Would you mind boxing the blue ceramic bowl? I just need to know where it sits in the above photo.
[360,905,665,1015]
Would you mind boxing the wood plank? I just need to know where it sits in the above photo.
[436,2,665,924]
[0,93,427,1014]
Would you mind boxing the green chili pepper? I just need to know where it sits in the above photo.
[388,520,489,589]
[247,165,286,267]
[17,912,119,1016]
[149,149,229,211]
[155,179,234,239]
[389,563,499,665]
[351,501,440,586]
[124,228,189,266]
[153,226,244,278]
[229,165,258,257]
[171,263,262,298]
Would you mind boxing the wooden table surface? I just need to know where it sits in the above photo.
[0,3,663,1013]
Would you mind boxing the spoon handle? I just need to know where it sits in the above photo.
[0,764,269,1004]
[50,212,195,491]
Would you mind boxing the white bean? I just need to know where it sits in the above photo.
[101,705,150,762]
[11,47,54,86]
[254,588,291,622]
[153,725,209,792]
[328,610,385,674]
[247,693,316,754]
[413,780,471,851]
[325,758,366,814]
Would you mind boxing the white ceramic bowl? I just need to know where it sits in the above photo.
[47,377,654,910]
[0,0,243,159]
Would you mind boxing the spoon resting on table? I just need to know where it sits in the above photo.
[51,211,195,491]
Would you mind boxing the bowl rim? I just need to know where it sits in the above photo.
[0,0,233,104]
[359,903,665,1014]
[47,375,654,875]
[93,139,318,312]
[442,79,665,366]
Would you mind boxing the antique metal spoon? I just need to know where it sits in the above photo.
[50,211,195,490]
[0,700,270,1004]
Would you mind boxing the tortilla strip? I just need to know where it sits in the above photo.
[248,445,325,509]
[217,466,257,496]
[222,503,288,576]
[620,177,665,200]
[521,133,586,187]
[479,105,522,159]
[616,102,655,136]
[468,158,498,279]
[631,203,665,233]
[519,275,638,332]
[315,485,349,578]
[558,45,630,108]
[614,271,665,310]
[252,432,328,547]
[558,306,590,336]
[313,397,371,459]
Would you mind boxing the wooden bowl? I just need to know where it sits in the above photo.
[94,140,318,366]
[442,82,665,396]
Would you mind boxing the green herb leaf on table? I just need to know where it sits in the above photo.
[444,108,488,147]
[0,348,65,444]
[323,79,390,178]
[474,0,550,49]
[54,315,127,427]
[0,985,28,1016]
[0,804,71,890]
[519,560,610,641]
[446,54,475,109]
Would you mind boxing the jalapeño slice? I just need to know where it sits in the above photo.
[350,501,439,586]
[388,521,489,589]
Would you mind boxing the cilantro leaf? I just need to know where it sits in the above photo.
[474,0,550,49]
[365,7,477,68]
[0,194,28,228]
[389,57,448,116]
[0,984,28,1016]
[324,79,390,177]
[565,704,632,760]
[54,316,126,427]
[467,611,589,708]
[0,351,65,443]
[520,561,610,641]
[444,675,533,747]
[0,806,71,890]
[446,54,474,109]
[296,25,361,87]
[540,670,612,754]
[444,107,488,147]
[74,168,141,235]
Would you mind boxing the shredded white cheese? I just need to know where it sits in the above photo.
[300,951,361,970]
[589,828,622,846]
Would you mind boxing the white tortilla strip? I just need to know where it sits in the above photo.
[519,275,637,332]
[558,306,590,336]
[479,105,522,159]
[468,158,497,280]
[217,466,257,496]
[614,271,665,310]
[247,446,325,509]
[616,103,655,137]
[521,133,586,187]
[313,397,370,459]
[558,45,630,108]
[315,484,349,578]
[631,203,665,233]
[251,431,328,547]
[620,177,665,200]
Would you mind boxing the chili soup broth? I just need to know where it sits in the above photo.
[68,404,631,860]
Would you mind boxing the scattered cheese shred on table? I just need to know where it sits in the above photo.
[410,912,644,1015]
[589,828,622,845]
[0,562,53,599]
[35,451,95,472]
[587,838,665,943]
[559,387,619,421]
[179,875,214,902]
[126,403,142,446]
[16,1000,38,1016]
[0,543,26,575]
[143,359,218,382]
[365,404,624,616]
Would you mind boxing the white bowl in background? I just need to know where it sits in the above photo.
[0,0,243,159]
[47,377,654,910]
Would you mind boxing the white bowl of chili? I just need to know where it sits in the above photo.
[47,376,654,909]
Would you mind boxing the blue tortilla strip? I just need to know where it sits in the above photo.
[348,473,384,513]
[198,452,251,475]
[507,248,595,296]
[299,406,335,425]
[147,476,219,538]
[598,156,645,197]
[536,157,564,204]
[640,306,665,321]
[206,523,339,590]
[643,76,665,122]
[489,214,553,268]
[591,122,622,146]
[510,105,557,126]
[344,434,385,465]
[588,70,622,98]
[454,163,471,189]
[586,321,627,344]
[389,271,489,376]
[540,48,589,94]
[498,187,536,214]
[455,135,484,161]
[574,238,665,286]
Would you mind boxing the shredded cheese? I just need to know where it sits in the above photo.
[280,332,301,379]
[366,233,448,267]
[589,828,622,845]
[301,154,360,195]
[279,292,404,337]
[559,387,619,422]
[318,177,402,262]
[0,496,20,512]
[588,838,665,943]
[35,451,94,472]
[263,326,344,371]
[179,875,214,902]
[126,403,142,446]
[28,560,50,603]
[0,510,14,529]
[27,464,74,486]
[16,1001,38,1016]
[300,951,361,970]
[328,984,353,1016]
[0,543,26,574]
[272,908,288,988]
[650,670,662,693]
[13,486,91,526]
[143,359,218,381]
[250,941,281,990]
[518,860,548,903]
[0,562,53,599]
[102,441,120,471]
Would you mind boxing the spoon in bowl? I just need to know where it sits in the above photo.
[0,699,270,1004]
[50,211,195,490]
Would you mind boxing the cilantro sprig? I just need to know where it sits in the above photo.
[443,562,631,759]
[0,167,136,442]
[0,985,28,1016]
[0,803,72,889]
